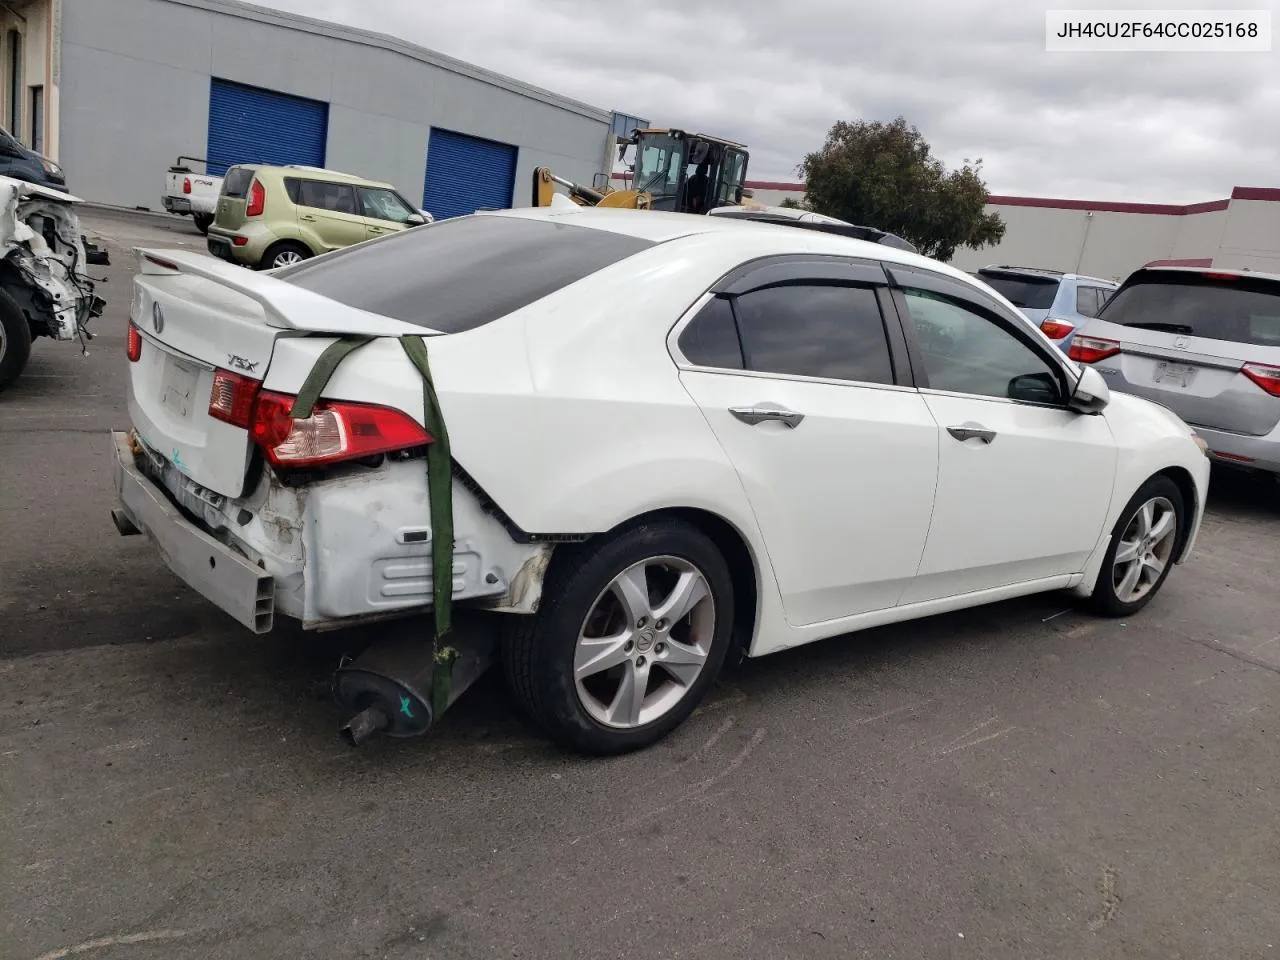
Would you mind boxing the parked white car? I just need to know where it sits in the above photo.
[162,157,221,234]
[111,207,1211,754]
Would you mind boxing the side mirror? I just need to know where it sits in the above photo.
[1008,371,1062,405]
[1069,365,1111,414]
[405,213,427,226]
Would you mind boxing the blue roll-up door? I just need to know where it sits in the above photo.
[422,128,518,220]
[207,78,328,176]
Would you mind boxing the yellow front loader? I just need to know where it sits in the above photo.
[531,128,750,215]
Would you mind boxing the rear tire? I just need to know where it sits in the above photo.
[0,287,33,394]
[260,241,312,271]
[192,213,214,235]
[502,518,735,755]
[1088,475,1184,617]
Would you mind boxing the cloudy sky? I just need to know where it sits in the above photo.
[258,0,1278,203]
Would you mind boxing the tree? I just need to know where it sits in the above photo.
[778,196,804,209]
[798,116,1005,262]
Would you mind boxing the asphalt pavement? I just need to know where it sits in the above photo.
[2,210,1279,960]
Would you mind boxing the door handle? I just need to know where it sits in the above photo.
[299,214,317,222]
[729,404,805,428]
[946,422,997,444]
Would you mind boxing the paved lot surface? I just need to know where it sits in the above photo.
[2,210,1279,960]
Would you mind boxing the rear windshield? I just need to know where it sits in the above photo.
[277,215,656,333]
[1100,272,1280,347]
[222,167,255,198]
[976,272,1060,310]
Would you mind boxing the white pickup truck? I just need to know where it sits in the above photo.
[162,157,221,234]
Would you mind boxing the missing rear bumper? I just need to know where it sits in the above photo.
[110,430,275,633]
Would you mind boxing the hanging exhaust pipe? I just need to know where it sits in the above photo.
[333,613,500,747]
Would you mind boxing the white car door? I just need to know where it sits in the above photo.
[884,264,1119,604]
[673,257,939,627]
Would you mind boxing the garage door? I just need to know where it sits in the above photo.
[422,128,518,220]
[206,79,328,176]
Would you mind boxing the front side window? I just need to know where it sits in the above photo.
[902,289,1064,403]
[297,180,358,215]
[359,187,416,223]
[733,283,895,384]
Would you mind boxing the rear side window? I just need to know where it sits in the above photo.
[1100,272,1280,347]
[732,283,894,384]
[298,180,358,215]
[222,166,255,198]
[977,272,1060,310]
[679,296,744,369]
[1075,285,1101,317]
[278,216,655,334]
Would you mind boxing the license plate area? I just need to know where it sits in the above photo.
[1153,360,1196,388]
[160,355,201,419]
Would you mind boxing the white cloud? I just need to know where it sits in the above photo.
[255,0,1280,203]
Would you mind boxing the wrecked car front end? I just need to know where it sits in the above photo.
[0,176,105,392]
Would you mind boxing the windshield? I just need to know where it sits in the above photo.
[278,215,655,333]
[976,272,1060,310]
[632,133,685,199]
[1100,272,1280,347]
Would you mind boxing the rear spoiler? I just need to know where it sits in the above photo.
[133,247,430,337]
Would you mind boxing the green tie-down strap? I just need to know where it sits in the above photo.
[290,334,458,714]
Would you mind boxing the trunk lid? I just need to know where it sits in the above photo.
[1092,269,1280,436]
[127,249,425,499]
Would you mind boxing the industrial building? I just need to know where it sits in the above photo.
[1,0,640,216]
[726,178,1280,280]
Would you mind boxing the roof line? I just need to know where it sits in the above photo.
[165,0,612,124]
[615,174,1280,216]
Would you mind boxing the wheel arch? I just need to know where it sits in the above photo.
[1153,464,1199,563]
[564,505,764,661]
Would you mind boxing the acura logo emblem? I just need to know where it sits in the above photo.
[152,301,165,334]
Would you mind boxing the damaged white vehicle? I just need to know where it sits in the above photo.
[111,207,1210,755]
[0,177,104,388]
[0,176,104,392]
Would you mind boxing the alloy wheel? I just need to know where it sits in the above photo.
[273,250,304,268]
[1112,496,1177,604]
[574,555,716,729]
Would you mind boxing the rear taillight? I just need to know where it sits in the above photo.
[249,390,433,468]
[246,178,265,217]
[183,176,192,195]
[1040,319,1075,340]
[1069,336,1121,364]
[126,322,143,362]
[208,369,262,428]
[1242,362,1280,397]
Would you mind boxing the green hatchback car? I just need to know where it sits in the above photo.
[207,164,432,270]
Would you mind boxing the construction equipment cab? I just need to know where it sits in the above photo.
[531,128,749,214]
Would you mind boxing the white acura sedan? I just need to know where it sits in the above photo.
[112,207,1211,754]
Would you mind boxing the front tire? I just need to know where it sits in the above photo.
[260,241,311,271]
[0,286,33,394]
[1089,475,1184,617]
[502,518,735,755]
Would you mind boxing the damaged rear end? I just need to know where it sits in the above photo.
[0,176,105,391]
[112,247,549,636]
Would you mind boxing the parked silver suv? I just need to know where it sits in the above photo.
[972,266,1119,353]
[1071,267,1280,475]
